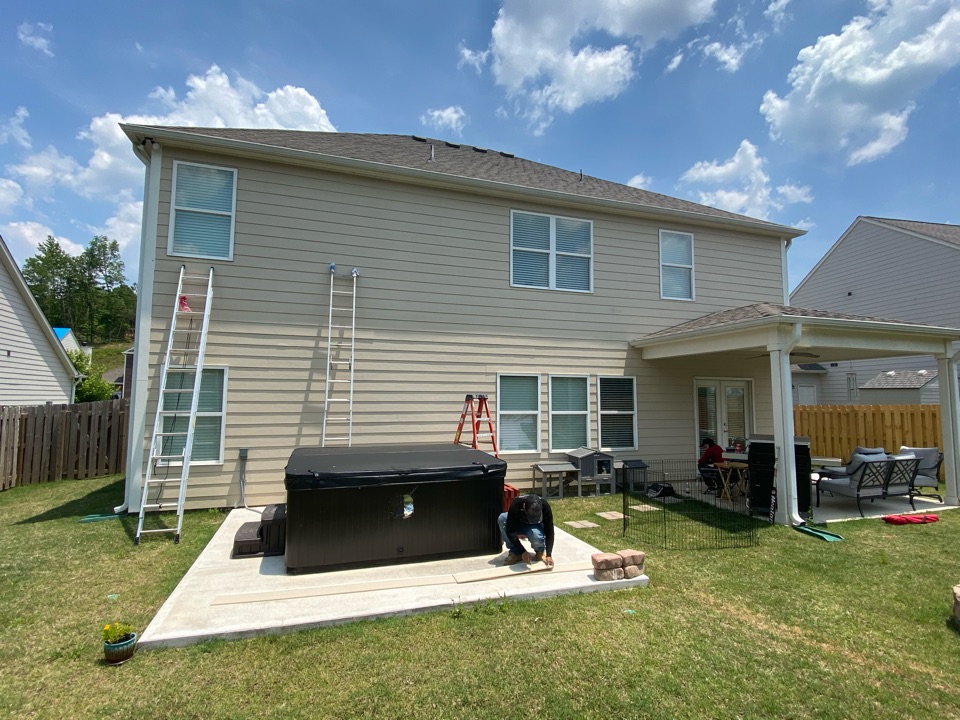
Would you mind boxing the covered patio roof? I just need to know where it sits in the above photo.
[629,303,960,526]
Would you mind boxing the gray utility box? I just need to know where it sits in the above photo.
[566,446,616,494]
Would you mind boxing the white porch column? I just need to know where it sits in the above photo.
[936,348,960,505]
[769,345,802,525]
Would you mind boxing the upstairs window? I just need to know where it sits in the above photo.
[169,161,237,260]
[660,230,694,300]
[511,211,592,292]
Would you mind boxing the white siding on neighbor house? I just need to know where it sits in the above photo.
[0,262,74,405]
[791,218,960,404]
[140,148,787,508]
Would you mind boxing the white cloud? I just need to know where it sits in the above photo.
[680,139,812,219]
[0,179,25,215]
[17,22,54,57]
[764,0,793,32]
[1,220,83,257]
[627,173,652,189]
[458,42,489,73]
[0,108,32,149]
[475,0,715,132]
[702,41,747,72]
[420,106,468,135]
[665,52,684,73]
[84,201,143,254]
[761,0,960,165]
[7,146,81,199]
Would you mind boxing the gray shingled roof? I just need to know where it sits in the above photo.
[865,217,960,247]
[134,126,802,233]
[861,369,938,389]
[640,303,921,340]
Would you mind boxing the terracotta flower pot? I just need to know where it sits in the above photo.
[103,632,137,665]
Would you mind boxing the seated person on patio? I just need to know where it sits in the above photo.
[498,494,554,568]
[698,438,724,491]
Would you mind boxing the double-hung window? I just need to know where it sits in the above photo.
[549,375,589,452]
[169,161,237,260]
[660,230,694,300]
[598,376,637,450]
[159,367,227,464]
[497,374,540,452]
[511,210,592,292]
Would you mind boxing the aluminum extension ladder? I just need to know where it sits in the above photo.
[454,394,500,457]
[322,263,359,447]
[135,266,214,544]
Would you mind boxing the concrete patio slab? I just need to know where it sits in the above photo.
[809,487,955,523]
[139,507,648,649]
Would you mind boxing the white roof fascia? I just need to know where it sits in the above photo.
[120,124,805,241]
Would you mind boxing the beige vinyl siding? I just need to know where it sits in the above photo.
[0,264,74,405]
[141,148,786,507]
[792,218,960,404]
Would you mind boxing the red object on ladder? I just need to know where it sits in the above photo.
[454,394,499,458]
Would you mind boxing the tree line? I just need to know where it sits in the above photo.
[23,235,137,346]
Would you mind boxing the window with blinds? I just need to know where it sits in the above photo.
[169,161,237,260]
[511,210,592,292]
[659,229,694,300]
[497,374,540,452]
[549,376,589,451]
[159,368,226,464]
[598,376,637,450]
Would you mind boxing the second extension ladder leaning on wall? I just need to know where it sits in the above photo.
[135,266,214,544]
[322,263,359,447]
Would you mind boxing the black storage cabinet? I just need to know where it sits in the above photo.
[283,443,506,573]
[747,435,812,515]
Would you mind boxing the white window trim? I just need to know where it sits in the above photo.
[167,160,237,261]
[597,375,638,451]
[496,373,541,454]
[659,229,695,301]
[160,366,228,466]
[510,209,593,293]
[548,374,590,453]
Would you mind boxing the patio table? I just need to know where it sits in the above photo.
[714,461,748,502]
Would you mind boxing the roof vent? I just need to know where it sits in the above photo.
[473,146,487,153]
[918,369,928,375]
[499,151,515,158]
[445,141,460,149]
[412,135,427,142]
[886,371,896,376]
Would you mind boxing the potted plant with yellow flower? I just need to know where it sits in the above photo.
[102,621,137,665]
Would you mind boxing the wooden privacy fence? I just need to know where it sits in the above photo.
[0,399,129,491]
[794,404,941,460]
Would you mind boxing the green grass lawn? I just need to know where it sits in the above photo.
[1,477,959,719]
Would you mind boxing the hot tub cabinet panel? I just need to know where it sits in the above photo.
[283,444,506,573]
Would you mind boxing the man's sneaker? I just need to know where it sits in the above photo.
[503,552,523,565]
[534,551,545,562]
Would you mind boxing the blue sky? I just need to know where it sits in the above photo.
[2,0,959,290]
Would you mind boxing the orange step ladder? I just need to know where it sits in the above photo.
[454,394,499,457]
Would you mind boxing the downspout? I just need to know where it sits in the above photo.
[781,236,792,305]
[937,344,960,506]
[769,322,804,526]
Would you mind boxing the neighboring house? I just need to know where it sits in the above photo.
[53,327,83,354]
[792,363,827,405]
[859,369,940,405]
[119,127,960,524]
[0,235,80,405]
[791,216,960,404]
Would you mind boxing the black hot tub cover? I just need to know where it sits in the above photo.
[284,443,507,491]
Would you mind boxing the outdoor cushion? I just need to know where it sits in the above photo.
[818,475,883,497]
[854,446,886,456]
[899,446,939,478]
[845,452,884,475]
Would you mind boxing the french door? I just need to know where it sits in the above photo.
[696,380,751,450]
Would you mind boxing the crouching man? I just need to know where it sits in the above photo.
[498,493,555,568]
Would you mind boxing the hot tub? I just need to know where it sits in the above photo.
[283,443,506,573]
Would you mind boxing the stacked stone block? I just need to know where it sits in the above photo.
[591,549,646,581]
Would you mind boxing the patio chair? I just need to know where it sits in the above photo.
[899,446,944,502]
[883,455,921,508]
[816,455,894,518]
